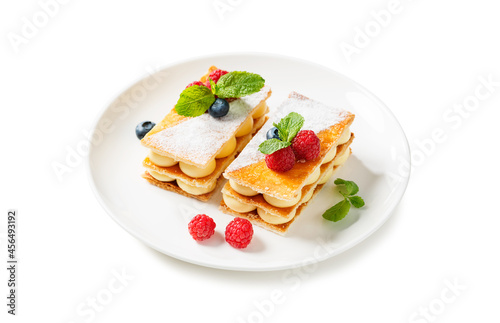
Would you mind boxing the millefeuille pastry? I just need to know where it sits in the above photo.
[220,92,355,235]
[141,66,271,201]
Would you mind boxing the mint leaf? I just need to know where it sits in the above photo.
[322,199,351,222]
[348,196,365,208]
[258,139,291,155]
[175,85,215,117]
[209,78,216,94]
[334,178,359,196]
[214,71,265,99]
[323,179,364,223]
[274,112,304,142]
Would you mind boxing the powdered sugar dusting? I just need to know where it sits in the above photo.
[226,92,349,173]
[147,86,271,166]
[239,85,271,108]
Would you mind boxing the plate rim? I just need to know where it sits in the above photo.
[86,51,411,271]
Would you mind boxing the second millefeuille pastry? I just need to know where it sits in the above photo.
[220,92,355,235]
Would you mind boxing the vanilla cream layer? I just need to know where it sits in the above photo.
[252,103,268,118]
[149,170,175,182]
[320,128,349,165]
[318,166,334,185]
[263,191,302,208]
[149,151,178,167]
[179,159,216,178]
[304,167,321,185]
[321,146,337,164]
[257,208,296,225]
[216,137,236,159]
[229,179,259,196]
[223,194,257,213]
[334,146,350,166]
[337,127,351,145]
[177,180,216,195]
[235,117,253,137]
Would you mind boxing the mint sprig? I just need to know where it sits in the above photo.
[258,139,291,154]
[174,85,216,117]
[274,112,304,143]
[213,71,265,99]
[334,178,359,196]
[322,178,365,222]
[258,112,304,155]
[323,199,351,222]
[174,71,265,117]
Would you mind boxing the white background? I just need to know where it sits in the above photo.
[1,0,500,322]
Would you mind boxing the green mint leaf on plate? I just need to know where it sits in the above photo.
[322,199,351,222]
[258,139,291,155]
[323,178,364,223]
[214,71,265,99]
[274,112,304,142]
[175,85,216,117]
[348,196,365,208]
[334,178,359,196]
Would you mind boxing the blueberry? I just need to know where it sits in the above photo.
[135,121,156,140]
[208,98,230,118]
[266,127,280,140]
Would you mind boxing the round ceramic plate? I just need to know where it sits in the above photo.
[87,53,410,271]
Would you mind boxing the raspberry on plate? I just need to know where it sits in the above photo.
[185,81,206,89]
[225,217,253,249]
[265,146,295,172]
[291,130,320,161]
[188,214,216,241]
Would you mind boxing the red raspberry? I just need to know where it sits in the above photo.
[188,214,216,241]
[209,69,228,83]
[185,81,206,89]
[205,69,228,89]
[265,146,295,172]
[291,130,321,161]
[225,217,253,249]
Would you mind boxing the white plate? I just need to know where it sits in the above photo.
[87,53,410,271]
